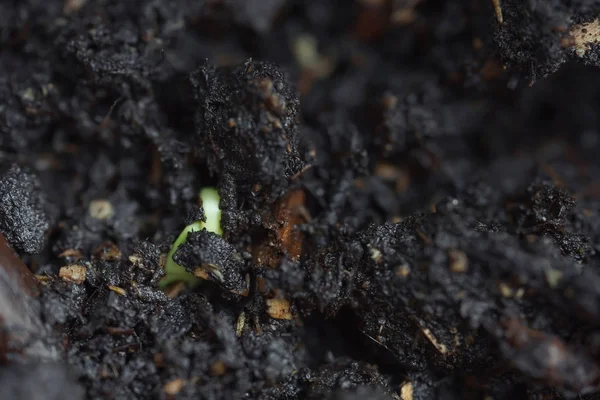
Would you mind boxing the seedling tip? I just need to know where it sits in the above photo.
[159,187,222,289]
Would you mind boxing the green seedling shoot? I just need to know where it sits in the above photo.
[159,187,222,289]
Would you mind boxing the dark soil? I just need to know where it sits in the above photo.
[2,1,600,399]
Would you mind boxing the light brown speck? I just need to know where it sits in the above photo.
[59,265,86,284]
[163,378,185,396]
[89,199,114,220]
[108,285,126,296]
[266,298,293,320]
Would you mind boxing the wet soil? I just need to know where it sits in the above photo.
[2,1,600,399]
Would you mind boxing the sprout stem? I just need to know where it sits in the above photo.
[159,188,222,288]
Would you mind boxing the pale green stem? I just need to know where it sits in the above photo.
[159,188,222,288]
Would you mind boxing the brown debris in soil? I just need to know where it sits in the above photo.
[254,189,307,269]
[163,378,185,396]
[569,19,600,57]
[58,265,86,284]
[265,298,294,320]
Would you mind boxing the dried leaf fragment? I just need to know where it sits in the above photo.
[211,360,227,376]
[369,246,383,263]
[236,312,246,336]
[163,378,185,396]
[545,269,563,288]
[420,326,448,354]
[88,199,114,220]
[448,249,468,273]
[108,285,126,296]
[400,381,414,400]
[58,249,83,262]
[395,264,410,277]
[498,282,513,297]
[253,190,307,268]
[275,190,306,260]
[34,275,51,285]
[570,19,600,57]
[266,298,293,320]
[59,265,86,284]
[128,254,143,268]
[492,0,503,24]
[92,241,122,261]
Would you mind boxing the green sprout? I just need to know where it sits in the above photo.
[159,187,222,289]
